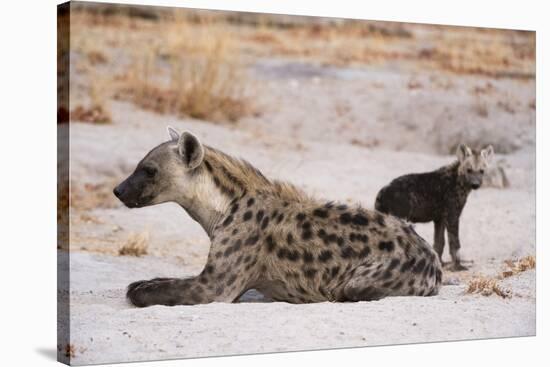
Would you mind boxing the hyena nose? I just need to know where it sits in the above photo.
[113,186,121,198]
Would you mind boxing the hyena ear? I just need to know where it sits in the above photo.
[456,143,472,162]
[481,145,494,164]
[177,132,205,169]
[167,126,180,142]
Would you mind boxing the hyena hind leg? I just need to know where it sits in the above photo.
[338,257,442,301]
[337,262,406,302]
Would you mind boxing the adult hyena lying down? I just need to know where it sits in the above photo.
[113,127,442,307]
[375,144,494,271]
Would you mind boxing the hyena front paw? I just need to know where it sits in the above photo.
[126,277,181,307]
[448,262,468,272]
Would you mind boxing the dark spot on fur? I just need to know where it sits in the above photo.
[376,213,385,226]
[304,268,317,279]
[378,241,394,252]
[221,237,229,245]
[413,258,426,274]
[336,204,348,210]
[318,229,327,238]
[261,217,270,230]
[319,250,333,262]
[359,247,371,258]
[302,230,313,241]
[266,235,276,252]
[400,257,416,272]
[226,274,237,286]
[205,265,214,274]
[388,258,401,271]
[351,214,369,226]
[339,212,352,225]
[287,233,294,245]
[247,197,255,207]
[256,210,264,223]
[204,160,213,172]
[230,203,239,214]
[271,210,278,219]
[276,213,285,223]
[277,248,288,259]
[341,246,357,259]
[243,211,252,221]
[313,208,329,218]
[302,250,314,263]
[287,250,300,261]
[245,234,260,246]
[296,213,306,222]
[222,215,233,227]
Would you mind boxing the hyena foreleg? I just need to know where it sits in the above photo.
[127,264,249,307]
[446,216,467,271]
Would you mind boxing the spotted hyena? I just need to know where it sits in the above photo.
[375,144,494,271]
[113,127,442,307]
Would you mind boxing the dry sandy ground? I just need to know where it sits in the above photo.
[62,58,536,365]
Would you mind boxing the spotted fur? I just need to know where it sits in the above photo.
[114,127,442,307]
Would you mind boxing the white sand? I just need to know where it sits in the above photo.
[63,58,535,365]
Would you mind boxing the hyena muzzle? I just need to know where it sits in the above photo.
[114,127,442,307]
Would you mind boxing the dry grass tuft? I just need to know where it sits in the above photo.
[466,256,535,298]
[64,344,76,358]
[70,180,120,210]
[71,104,112,124]
[502,255,536,278]
[466,276,511,298]
[114,13,254,123]
[119,232,149,257]
[71,71,113,123]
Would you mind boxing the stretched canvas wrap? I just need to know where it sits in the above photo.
[57,1,536,365]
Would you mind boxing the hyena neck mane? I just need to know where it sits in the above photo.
[188,146,313,235]
[203,146,310,202]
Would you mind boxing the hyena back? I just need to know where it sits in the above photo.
[114,127,442,307]
[375,144,493,271]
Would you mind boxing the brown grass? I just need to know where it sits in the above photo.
[502,255,536,278]
[466,277,511,298]
[64,344,76,358]
[465,256,535,298]
[112,12,254,123]
[119,232,149,257]
[70,180,120,211]
[69,6,534,125]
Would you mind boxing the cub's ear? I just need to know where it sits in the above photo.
[167,126,180,142]
[481,145,494,164]
[177,132,205,169]
[456,143,472,162]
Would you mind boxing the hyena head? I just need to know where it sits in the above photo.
[456,143,494,190]
[113,127,214,209]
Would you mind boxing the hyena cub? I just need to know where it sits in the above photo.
[375,144,494,271]
[114,127,442,307]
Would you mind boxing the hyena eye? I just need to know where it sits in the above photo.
[480,169,485,174]
[144,166,157,178]
[466,168,473,174]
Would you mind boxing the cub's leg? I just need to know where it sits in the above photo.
[433,219,445,263]
[446,216,468,271]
